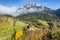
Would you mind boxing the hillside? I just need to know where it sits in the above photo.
[17,12,59,26]
[12,12,60,40]
[0,16,27,38]
[0,12,60,40]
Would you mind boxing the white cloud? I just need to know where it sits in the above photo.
[0,4,17,17]
[17,7,42,14]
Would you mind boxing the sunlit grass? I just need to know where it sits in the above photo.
[38,20,49,27]
[0,16,27,38]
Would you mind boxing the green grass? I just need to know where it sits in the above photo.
[38,20,49,27]
[0,16,27,38]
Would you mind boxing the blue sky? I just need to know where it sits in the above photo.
[0,0,60,9]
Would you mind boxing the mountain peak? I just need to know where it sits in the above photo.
[16,3,54,16]
[20,3,42,9]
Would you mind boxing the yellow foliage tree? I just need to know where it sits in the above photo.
[15,29,23,40]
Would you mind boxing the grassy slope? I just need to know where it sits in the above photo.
[0,16,27,38]
[38,20,49,27]
[17,12,57,22]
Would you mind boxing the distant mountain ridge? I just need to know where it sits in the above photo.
[54,9,60,17]
[16,3,54,14]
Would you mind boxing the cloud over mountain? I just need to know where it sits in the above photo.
[0,4,17,16]
[0,3,53,17]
